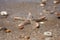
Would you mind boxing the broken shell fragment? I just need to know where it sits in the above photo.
[0,11,8,16]
[5,29,11,33]
[44,31,52,37]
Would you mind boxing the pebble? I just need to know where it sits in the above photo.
[44,31,52,37]
[24,35,30,39]
[53,0,60,4]
[5,29,11,33]
[40,22,44,24]
[40,1,46,7]
[0,11,8,16]
[40,3,45,7]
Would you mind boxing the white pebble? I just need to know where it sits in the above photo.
[44,31,52,37]
[40,22,44,24]
[40,3,45,7]
[53,0,58,4]
[0,11,8,16]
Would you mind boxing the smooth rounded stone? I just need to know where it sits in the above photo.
[44,31,52,37]
[0,11,8,16]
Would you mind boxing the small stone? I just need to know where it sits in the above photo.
[40,1,46,7]
[44,31,52,37]
[5,29,11,33]
[0,11,8,16]
[50,11,55,14]
[40,3,45,7]
[40,22,44,24]
[24,35,30,39]
[53,0,60,4]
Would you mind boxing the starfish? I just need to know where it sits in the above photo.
[14,12,46,29]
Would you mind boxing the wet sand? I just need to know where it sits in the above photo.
[0,0,60,40]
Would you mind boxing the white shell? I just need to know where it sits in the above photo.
[44,31,52,36]
[0,11,8,16]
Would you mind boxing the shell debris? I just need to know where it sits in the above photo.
[0,11,8,16]
[44,31,52,37]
